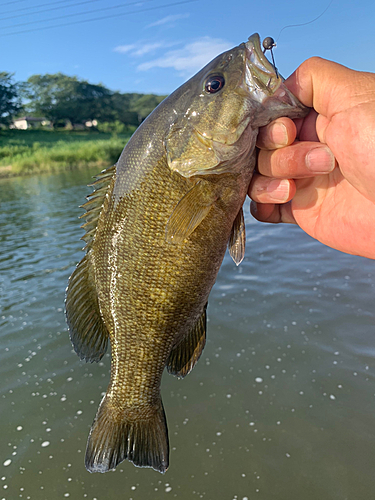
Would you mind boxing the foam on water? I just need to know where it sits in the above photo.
[0,169,375,499]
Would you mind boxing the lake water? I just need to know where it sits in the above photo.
[1,167,375,500]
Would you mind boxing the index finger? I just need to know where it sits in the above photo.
[256,117,296,150]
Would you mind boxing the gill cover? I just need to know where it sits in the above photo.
[165,33,284,178]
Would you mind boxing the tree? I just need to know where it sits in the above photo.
[0,72,22,126]
[22,72,167,129]
[108,92,139,127]
[129,94,166,121]
[23,73,114,127]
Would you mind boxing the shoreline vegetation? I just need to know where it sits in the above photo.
[0,129,134,178]
[0,72,167,178]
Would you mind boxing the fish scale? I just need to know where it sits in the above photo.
[65,33,308,474]
[92,159,224,403]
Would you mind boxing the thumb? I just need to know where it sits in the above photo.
[284,57,369,120]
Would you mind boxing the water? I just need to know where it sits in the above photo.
[1,167,375,500]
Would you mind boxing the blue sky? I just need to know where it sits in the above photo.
[1,0,374,95]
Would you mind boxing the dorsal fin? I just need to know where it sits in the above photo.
[79,164,116,251]
[65,254,109,362]
[166,305,207,378]
[65,164,116,362]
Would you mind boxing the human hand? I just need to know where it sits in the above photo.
[249,57,375,259]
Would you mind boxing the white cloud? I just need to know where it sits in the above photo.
[113,41,176,57]
[137,37,233,76]
[146,13,190,28]
[114,44,136,54]
[133,42,172,56]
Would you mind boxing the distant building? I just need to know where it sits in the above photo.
[85,119,98,128]
[10,116,51,130]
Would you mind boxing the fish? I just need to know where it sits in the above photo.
[65,33,308,475]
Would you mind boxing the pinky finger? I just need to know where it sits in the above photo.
[250,201,297,225]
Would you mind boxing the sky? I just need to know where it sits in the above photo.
[1,0,375,96]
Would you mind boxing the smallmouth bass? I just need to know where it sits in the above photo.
[65,33,308,474]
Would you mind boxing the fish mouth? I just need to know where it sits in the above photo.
[243,33,308,115]
[242,33,282,101]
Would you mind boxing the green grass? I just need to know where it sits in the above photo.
[0,129,133,177]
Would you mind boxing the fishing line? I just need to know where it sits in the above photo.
[262,0,334,76]
[262,36,279,78]
[276,0,334,43]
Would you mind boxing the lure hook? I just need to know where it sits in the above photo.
[262,36,279,78]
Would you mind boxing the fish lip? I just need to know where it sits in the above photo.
[246,33,277,77]
[242,33,282,101]
[243,33,309,117]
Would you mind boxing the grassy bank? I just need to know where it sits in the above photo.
[0,129,133,177]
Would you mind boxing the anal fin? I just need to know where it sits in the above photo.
[65,254,109,362]
[228,207,246,266]
[167,305,207,378]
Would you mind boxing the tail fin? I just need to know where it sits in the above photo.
[85,397,169,474]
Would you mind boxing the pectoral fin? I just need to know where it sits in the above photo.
[165,181,218,244]
[228,207,246,266]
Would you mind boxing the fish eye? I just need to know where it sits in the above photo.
[204,75,225,94]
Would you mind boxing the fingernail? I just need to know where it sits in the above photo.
[267,179,290,202]
[268,122,288,146]
[305,146,335,173]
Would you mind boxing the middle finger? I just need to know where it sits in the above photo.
[257,141,336,178]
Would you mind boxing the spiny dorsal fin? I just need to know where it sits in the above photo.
[65,255,109,363]
[166,305,207,378]
[65,165,115,362]
[228,207,246,266]
[80,164,116,251]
